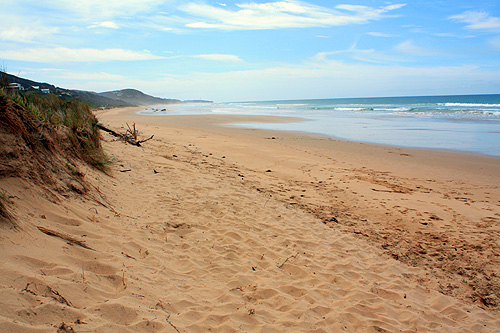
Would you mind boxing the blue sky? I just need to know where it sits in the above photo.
[1,0,500,102]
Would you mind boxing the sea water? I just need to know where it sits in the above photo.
[139,94,500,156]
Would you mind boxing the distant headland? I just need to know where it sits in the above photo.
[1,72,212,107]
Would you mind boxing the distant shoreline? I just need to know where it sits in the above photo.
[134,94,500,157]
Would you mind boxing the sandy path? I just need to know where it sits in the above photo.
[0,107,499,331]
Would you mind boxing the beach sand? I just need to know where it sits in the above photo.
[1,106,499,331]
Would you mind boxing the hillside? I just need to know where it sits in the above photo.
[98,89,180,106]
[1,72,211,107]
[2,72,130,107]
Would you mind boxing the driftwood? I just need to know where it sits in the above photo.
[37,226,94,250]
[277,252,300,269]
[22,282,73,307]
[97,123,154,147]
[126,123,138,141]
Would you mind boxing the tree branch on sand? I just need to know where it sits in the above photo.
[37,226,94,250]
[97,123,154,147]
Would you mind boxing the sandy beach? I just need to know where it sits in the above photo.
[1,106,500,332]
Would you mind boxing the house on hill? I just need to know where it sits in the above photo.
[7,83,24,91]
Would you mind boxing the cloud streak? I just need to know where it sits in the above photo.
[0,13,59,43]
[49,0,165,21]
[367,32,398,38]
[395,40,436,56]
[450,11,500,32]
[182,1,405,30]
[311,41,407,64]
[190,54,243,62]
[88,21,120,29]
[0,47,163,62]
[0,25,59,44]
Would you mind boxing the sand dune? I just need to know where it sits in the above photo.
[0,107,499,331]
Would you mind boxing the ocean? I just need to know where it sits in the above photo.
[139,94,500,157]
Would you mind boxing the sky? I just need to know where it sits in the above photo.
[1,0,500,102]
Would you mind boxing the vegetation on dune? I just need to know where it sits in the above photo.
[0,71,111,227]
[0,82,109,171]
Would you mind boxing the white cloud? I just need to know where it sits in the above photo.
[0,47,164,62]
[190,54,243,62]
[0,25,59,43]
[58,71,126,81]
[367,32,398,37]
[182,1,405,30]
[311,42,406,64]
[395,40,435,56]
[450,11,500,32]
[49,0,165,20]
[23,68,126,81]
[433,32,475,38]
[88,21,120,29]
[0,13,59,43]
[335,4,405,19]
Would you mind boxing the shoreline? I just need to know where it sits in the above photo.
[101,106,500,176]
[137,98,500,158]
[136,104,500,158]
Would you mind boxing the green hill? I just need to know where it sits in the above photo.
[98,89,180,106]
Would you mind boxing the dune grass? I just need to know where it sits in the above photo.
[0,88,110,171]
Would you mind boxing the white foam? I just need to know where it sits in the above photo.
[439,102,500,107]
[334,107,370,111]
